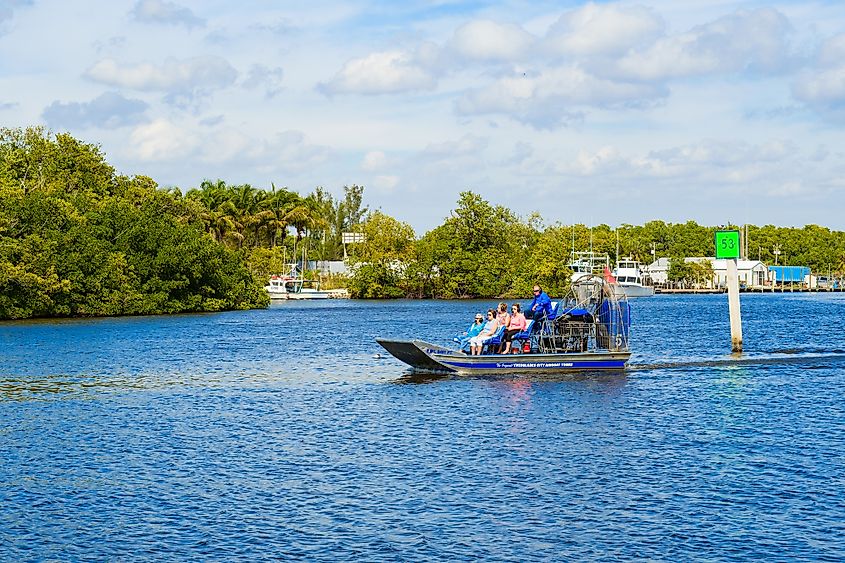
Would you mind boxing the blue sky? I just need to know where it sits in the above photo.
[1,0,844,232]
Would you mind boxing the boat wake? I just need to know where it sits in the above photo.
[390,350,845,383]
[629,351,845,371]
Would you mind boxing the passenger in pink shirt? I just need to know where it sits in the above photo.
[503,303,527,354]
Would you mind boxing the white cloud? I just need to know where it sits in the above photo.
[198,115,224,127]
[613,8,792,81]
[319,45,438,95]
[194,130,332,175]
[767,181,808,197]
[413,134,490,177]
[261,131,332,173]
[5,1,845,230]
[448,19,534,63]
[794,67,845,109]
[85,56,237,94]
[544,3,663,57]
[42,92,148,129]
[456,66,665,128]
[423,134,488,158]
[242,64,284,98]
[817,33,845,67]
[0,0,31,25]
[503,141,533,165]
[197,127,250,162]
[130,0,204,28]
[555,140,799,181]
[569,146,625,175]
[362,150,387,171]
[374,175,399,192]
[793,33,845,112]
[129,118,199,161]
[127,119,330,174]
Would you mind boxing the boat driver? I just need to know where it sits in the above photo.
[527,285,553,319]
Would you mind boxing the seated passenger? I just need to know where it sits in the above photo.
[458,313,485,350]
[495,302,511,352]
[527,284,553,319]
[503,303,527,354]
[497,302,510,325]
[469,309,498,355]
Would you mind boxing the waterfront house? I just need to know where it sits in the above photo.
[709,259,769,288]
[643,257,671,285]
[645,257,770,288]
[308,260,348,275]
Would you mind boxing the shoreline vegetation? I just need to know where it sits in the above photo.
[2,127,844,320]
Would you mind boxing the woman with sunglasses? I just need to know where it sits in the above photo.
[469,309,499,355]
[503,303,527,354]
[495,302,511,353]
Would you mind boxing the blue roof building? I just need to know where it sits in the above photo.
[768,266,810,283]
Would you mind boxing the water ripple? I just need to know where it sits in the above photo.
[1,296,844,560]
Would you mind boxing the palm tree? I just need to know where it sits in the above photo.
[185,179,246,245]
[160,186,184,199]
[259,184,307,248]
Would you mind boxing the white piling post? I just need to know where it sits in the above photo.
[716,230,743,353]
[726,258,743,352]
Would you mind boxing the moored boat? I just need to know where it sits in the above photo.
[376,275,631,375]
[611,258,655,298]
[265,264,339,300]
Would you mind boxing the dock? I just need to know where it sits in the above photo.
[655,287,844,294]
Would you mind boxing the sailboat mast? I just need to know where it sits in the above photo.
[616,229,620,265]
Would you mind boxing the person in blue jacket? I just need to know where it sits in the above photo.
[458,313,486,349]
[528,284,553,319]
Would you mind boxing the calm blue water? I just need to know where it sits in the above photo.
[2,294,844,561]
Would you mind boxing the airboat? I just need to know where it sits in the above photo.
[376,274,631,375]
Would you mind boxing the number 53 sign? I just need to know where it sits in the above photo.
[715,230,740,259]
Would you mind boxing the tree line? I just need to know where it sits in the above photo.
[0,127,273,319]
[345,195,845,298]
[2,127,844,319]
[0,128,375,319]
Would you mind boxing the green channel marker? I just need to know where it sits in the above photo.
[715,230,740,260]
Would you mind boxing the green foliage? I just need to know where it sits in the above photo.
[667,255,692,284]
[0,127,267,319]
[346,192,845,299]
[688,259,715,287]
[411,192,518,298]
[6,128,845,310]
[346,211,415,298]
[246,247,290,281]
[517,226,573,297]
[347,262,406,299]
[352,192,557,299]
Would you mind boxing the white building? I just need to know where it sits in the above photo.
[709,258,769,288]
[645,257,770,288]
[308,260,348,275]
[644,257,671,285]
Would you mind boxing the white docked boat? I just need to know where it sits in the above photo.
[611,258,655,298]
[569,251,610,282]
[265,264,341,300]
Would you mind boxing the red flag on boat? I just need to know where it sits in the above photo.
[604,266,617,284]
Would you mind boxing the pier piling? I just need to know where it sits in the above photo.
[726,258,743,352]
